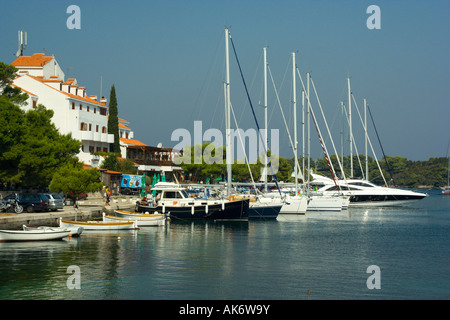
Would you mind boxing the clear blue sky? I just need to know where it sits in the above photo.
[1,0,449,161]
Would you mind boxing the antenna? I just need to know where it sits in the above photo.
[16,30,27,57]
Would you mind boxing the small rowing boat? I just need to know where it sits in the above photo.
[103,213,165,227]
[59,217,138,231]
[115,210,166,220]
[23,225,84,237]
[0,226,71,242]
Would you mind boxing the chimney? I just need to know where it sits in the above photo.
[78,86,85,97]
[100,96,107,104]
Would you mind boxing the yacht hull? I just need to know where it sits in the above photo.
[136,199,249,221]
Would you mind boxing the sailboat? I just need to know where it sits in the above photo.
[442,140,450,195]
[136,29,250,221]
[293,63,347,212]
[310,78,427,206]
[233,47,307,216]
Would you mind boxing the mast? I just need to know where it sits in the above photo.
[302,90,305,189]
[340,101,345,177]
[263,47,268,193]
[307,72,311,194]
[225,28,232,197]
[348,77,353,177]
[364,98,368,181]
[292,52,298,194]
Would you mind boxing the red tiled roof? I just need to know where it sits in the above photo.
[12,53,53,67]
[23,75,107,107]
[119,123,130,129]
[120,138,147,146]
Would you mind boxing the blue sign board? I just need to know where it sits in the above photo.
[120,174,143,189]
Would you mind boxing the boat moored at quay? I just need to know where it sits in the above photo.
[311,174,428,207]
[135,182,249,221]
[0,226,72,242]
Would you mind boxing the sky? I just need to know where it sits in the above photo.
[1,0,449,162]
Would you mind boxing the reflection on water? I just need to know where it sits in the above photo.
[0,191,449,300]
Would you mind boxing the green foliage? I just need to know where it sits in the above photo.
[0,62,28,106]
[0,99,81,187]
[0,62,18,89]
[177,143,226,182]
[107,85,120,153]
[0,96,26,183]
[49,162,103,199]
[177,143,293,183]
[314,154,448,188]
[100,153,137,174]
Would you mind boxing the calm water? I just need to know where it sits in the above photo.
[0,190,449,300]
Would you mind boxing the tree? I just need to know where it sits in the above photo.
[49,162,103,200]
[107,85,120,153]
[0,96,26,184]
[0,99,81,187]
[0,61,18,88]
[0,62,28,105]
[100,153,137,174]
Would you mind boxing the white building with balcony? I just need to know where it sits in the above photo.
[11,53,114,166]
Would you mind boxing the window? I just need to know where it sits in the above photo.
[102,126,107,133]
[100,107,107,116]
[72,102,75,110]
[94,108,96,114]
[32,100,37,108]
[163,191,177,199]
[81,145,84,152]
[96,125,99,132]
[96,147,101,152]
[80,104,82,110]
[103,147,108,152]
[87,106,90,112]
[89,146,94,153]
[89,123,92,131]
[126,132,129,139]
[80,122,87,131]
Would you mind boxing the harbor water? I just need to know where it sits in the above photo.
[0,190,449,300]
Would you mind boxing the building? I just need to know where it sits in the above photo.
[118,117,183,180]
[11,53,114,166]
[10,53,182,180]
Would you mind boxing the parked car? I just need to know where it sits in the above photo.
[2,193,49,213]
[43,193,64,211]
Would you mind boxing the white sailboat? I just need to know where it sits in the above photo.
[253,49,308,215]
[294,64,347,212]
[310,78,427,206]
[443,140,450,195]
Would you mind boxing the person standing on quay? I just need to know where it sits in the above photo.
[105,187,111,206]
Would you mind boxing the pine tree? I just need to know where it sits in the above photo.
[107,85,120,153]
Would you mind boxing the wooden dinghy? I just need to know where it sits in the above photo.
[104,213,165,227]
[59,216,138,231]
[23,225,84,237]
[0,226,71,242]
[115,210,166,220]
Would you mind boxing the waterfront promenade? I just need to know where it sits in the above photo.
[0,195,138,230]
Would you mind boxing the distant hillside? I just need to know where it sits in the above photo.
[313,155,448,188]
